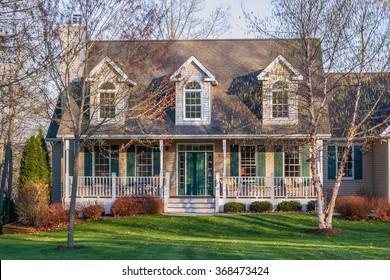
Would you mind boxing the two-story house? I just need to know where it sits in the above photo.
[46,19,389,214]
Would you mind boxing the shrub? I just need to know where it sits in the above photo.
[277,201,302,212]
[81,202,105,220]
[15,183,50,226]
[223,202,246,213]
[111,197,163,217]
[335,196,371,220]
[372,198,390,220]
[249,201,273,212]
[36,203,70,230]
[306,200,316,212]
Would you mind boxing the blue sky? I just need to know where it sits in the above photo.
[204,0,272,38]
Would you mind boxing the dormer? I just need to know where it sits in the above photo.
[258,55,303,125]
[170,55,218,125]
[87,56,136,124]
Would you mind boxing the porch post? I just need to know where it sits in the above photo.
[270,173,275,200]
[64,139,70,199]
[164,172,170,213]
[222,139,227,199]
[159,139,164,198]
[215,172,220,213]
[112,172,116,200]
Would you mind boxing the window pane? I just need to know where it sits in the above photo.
[240,146,256,177]
[100,91,115,118]
[337,146,353,178]
[94,146,110,176]
[136,146,152,177]
[284,146,300,177]
[185,90,201,119]
[272,82,288,118]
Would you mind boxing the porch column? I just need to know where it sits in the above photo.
[222,139,227,199]
[64,139,70,199]
[215,172,220,213]
[159,140,164,198]
[164,172,170,213]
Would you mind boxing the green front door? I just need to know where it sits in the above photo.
[178,144,214,196]
[186,152,205,195]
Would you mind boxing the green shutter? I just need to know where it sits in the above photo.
[300,144,310,177]
[84,147,93,176]
[230,145,239,176]
[126,146,135,176]
[354,146,363,179]
[153,148,160,176]
[274,146,283,177]
[257,145,266,177]
[111,145,119,175]
[328,145,336,179]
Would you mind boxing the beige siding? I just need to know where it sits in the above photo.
[372,140,390,199]
[323,144,374,195]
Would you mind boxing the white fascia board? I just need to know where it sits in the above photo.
[170,55,218,85]
[88,56,137,86]
[257,54,303,81]
[380,125,390,138]
[56,133,332,140]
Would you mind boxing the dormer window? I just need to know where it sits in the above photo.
[272,81,289,119]
[184,81,202,119]
[99,82,116,119]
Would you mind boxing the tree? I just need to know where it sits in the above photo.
[19,128,51,188]
[38,0,174,248]
[243,0,389,229]
[150,0,231,39]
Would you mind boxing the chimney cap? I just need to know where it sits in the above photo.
[72,14,81,24]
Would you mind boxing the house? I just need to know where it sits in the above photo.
[46,19,389,214]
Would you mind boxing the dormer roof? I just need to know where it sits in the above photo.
[170,55,218,85]
[257,54,303,81]
[88,56,137,86]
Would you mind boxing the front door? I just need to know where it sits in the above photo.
[178,144,214,196]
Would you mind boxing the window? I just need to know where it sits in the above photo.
[136,146,153,177]
[184,81,202,119]
[94,146,110,176]
[240,146,256,177]
[99,82,116,119]
[272,81,289,118]
[284,146,300,177]
[337,146,353,178]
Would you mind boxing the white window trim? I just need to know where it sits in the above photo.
[335,145,354,180]
[283,146,301,178]
[183,82,203,121]
[98,82,117,120]
[239,145,258,178]
[135,146,154,177]
[270,80,290,120]
[92,146,111,177]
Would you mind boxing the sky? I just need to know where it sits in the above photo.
[203,0,273,38]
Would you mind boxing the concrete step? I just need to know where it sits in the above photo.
[168,197,215,204]
[168,203,215,209]
[165,207,216,214]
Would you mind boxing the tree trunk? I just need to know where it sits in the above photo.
[0,142,10,226]
[67,140,80,248]
[5,105,15,224]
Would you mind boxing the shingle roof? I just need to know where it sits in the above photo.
[57,39,331,139]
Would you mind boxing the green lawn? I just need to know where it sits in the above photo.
[0,213,389,260]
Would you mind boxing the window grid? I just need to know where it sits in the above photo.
[94,146,110,176]
[337,146,353,178]
[136,146,153,177]
[100,91,115,119]
[240,146,256,177]
[272,82,289,118]
[184,81,202,119]
[284,146,300,177]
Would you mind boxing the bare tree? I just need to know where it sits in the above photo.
[243,0,389,230]
[38,0,174,248]
[150,0,231,39]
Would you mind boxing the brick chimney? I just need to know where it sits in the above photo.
[60,14,86,85]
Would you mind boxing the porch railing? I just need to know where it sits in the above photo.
[67,174,163,198]
[224,176,316,198]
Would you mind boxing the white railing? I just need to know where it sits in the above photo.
[67,174,163,198]
[224,176,315,198]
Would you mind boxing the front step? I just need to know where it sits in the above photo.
[166,197,216,214]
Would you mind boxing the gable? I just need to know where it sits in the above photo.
[257,55,303,81]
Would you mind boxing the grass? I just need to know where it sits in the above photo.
[0,213,389,260]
